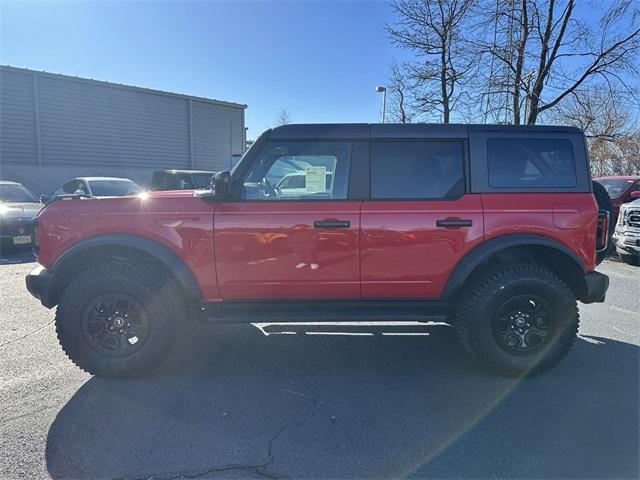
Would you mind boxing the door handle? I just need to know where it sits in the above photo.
[436,218,473,228]
[313,220,351,229]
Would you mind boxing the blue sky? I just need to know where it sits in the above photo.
[1,0,406,139]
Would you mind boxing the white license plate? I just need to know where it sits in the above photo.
[13,235,31,245]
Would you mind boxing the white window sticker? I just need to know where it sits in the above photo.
[305,166,326,193]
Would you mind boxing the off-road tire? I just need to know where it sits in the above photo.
[55,260,185,378]
[592,180,614,264]
[455,263,579,377]
[619,252,640,266]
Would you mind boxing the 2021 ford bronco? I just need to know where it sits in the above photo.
[26,124,612,378]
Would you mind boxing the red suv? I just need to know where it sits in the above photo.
[593,175,640,221]
[26,124,610,378]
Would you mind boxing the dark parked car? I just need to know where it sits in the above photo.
[0,181,42,251]
[149,170,215,191]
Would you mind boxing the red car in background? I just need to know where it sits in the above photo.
[594,176,640,221]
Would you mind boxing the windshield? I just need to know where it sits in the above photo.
[89,180,140,197]
[596,178,634,198]
[0,184,38,203]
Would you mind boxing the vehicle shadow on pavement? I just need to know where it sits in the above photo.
[0,249,35,265]
[45,323,639,479]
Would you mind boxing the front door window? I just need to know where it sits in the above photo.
[241,141,351,200]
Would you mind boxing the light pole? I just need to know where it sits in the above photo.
[375,86,387,123]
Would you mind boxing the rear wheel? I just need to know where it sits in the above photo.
[455,264,578,376]
[55,261,184,377]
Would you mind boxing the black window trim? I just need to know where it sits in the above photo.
[366,138,469,202]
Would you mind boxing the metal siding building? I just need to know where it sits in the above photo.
[0,66,246,194]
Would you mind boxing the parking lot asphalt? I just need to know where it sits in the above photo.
[0,251,638,479]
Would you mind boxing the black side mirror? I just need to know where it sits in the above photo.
[39,195,50,204]
[212,171,231,198]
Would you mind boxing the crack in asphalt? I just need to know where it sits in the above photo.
[0,319,54,349]
[131,392,323,480]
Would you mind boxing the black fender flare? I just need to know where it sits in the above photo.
[441,233,586,299]
[50,233,203,303]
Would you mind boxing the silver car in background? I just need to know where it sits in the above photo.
[614,198,640,266]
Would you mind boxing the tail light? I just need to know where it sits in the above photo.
[32,218,39,256]
[596,210,609,252]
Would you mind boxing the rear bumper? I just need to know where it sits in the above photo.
[25,266,56,308]
[581,271,609,304]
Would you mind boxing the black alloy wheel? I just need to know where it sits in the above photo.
[492,294,552,355]
[81,293,150,356]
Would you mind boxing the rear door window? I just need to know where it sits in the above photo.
[487,138,576,188]
[370,141,465,199]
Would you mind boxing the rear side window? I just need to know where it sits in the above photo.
[370,141,465,199]
[487,138,576,188]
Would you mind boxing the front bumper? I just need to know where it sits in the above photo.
[0,217,34,236]
[0,217,34,245]
[614,229,640,256]
[25,265,56,308]
[581,271,610,304]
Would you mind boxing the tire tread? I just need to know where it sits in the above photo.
[455,263,579,377]
[55,260,184,377]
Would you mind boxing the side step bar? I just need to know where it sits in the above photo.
[199,300,451,324]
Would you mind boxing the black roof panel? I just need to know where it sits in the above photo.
[269,124,369,140]
[268,123,582,140]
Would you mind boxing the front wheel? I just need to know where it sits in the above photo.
[55,261,184,377]
[454,264,579,376]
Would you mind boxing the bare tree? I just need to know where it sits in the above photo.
[554,88,640,175]
[387,0,477,123]
[616,132,640,175]
[476,0,531,123]
[478,0,640,125]
[275,109,291,126]
[386,61,415,123]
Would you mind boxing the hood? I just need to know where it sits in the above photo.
[39,189,206,218]
[621,198,640,209]
[0,201,43,219]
